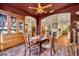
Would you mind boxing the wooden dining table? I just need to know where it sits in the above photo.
[29,35,48,55]
[30,35,47,42]
[30,35,41,41]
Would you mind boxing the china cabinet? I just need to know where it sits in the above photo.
[0,10,25,50]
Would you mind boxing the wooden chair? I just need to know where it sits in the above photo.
[55,34,71,56]
[24,34,40,56]
[41,32,56,56]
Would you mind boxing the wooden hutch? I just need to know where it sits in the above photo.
[0,9,26,50]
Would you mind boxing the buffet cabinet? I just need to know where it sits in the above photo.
[0,10,25,50]
[0,33,25,50]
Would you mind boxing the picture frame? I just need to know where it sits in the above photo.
[52,23,58,28]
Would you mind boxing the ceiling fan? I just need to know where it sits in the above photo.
[28,3,53,14]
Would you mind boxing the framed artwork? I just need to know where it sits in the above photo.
[52,23,58,28]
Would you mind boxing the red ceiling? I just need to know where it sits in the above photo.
[0,3,75,17]
[6,3,72,15]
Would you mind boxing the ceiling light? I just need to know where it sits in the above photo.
[75,11,79,15]
[28,3,53,14]
[49,10,54,13]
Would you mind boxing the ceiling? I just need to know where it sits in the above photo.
[0,3,77,17]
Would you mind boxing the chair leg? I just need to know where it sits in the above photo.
[24,44,27,56]
[39,42,42,55]
[64,47,66,56]
[0,50,3,56]
[0,50,4,56]
[29,49,31,56]
[51,43,56,56]
[50,48,52,56]
[24,48,26,56]
[38,46,40,56]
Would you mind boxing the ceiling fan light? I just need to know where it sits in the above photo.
[28,6,36,9]
[28,6,32,8]
[49,10,54,13]
[44,11,47,13]
[75,11,79,15]
[28,3,52,14]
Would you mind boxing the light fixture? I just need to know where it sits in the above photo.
[75,11,79,15]
[49,10,54,13]
[28,3,53,14]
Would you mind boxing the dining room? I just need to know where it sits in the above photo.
[0,3,79,56]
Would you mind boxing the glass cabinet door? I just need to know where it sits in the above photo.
[0,14,3,33]
[2,15,8,34]
[19,20,24,33]
[0,14,8,34]
[11,17,17,33]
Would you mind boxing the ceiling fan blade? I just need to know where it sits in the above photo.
[38,3,41,8]
[42,4,52,9]
[44,10,47,13]
[28,6,37,9]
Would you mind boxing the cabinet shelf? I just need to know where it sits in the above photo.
[0,12,25,34]
[0,14,8,34]
[19,20,24,32]
[11,17,17,33]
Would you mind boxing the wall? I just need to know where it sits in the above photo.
[25,16,36,34]
[41,13,71,38]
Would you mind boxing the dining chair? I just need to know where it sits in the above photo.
[54,34,71,56]
[41,32,55,56]
[25,34,40,56]
[69,43,78,56]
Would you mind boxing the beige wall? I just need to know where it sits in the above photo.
[25,16,36,33]
[41,13,71,37]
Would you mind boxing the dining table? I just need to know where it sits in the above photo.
[29,35,48,55]
[30,35,48,43]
